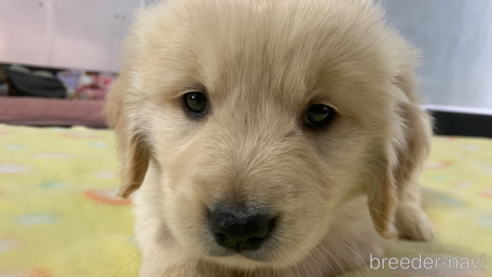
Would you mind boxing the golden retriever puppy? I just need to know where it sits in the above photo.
[105,0,435,276]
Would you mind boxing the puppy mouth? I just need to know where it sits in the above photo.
[207,246,275,263]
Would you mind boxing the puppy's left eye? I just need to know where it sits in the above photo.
[184,92,208,116]
[304,104,336,128]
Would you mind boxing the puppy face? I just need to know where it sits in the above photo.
[106,0,429,270]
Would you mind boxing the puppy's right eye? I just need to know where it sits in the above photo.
[304,104,336,129]
[183,92,208,116]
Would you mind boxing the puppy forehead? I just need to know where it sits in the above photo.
[134,0,396,117]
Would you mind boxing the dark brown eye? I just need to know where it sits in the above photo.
[304,104,336,128]
[184,92,208,116]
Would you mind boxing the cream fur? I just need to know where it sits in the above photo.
[105,0,435,276]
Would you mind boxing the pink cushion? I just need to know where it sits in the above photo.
[0,97,107,127]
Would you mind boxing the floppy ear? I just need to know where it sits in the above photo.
[365,142,399,240]
[367,72,432,240]
[392,75,432,188]
[104,70,150,199]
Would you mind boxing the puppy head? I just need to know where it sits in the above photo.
[105,0,431,269]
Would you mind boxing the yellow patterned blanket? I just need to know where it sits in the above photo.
[0,124,491,277]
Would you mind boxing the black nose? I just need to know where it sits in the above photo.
[210,206,272,252]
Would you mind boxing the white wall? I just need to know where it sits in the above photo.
[0,0,144,72]
[380,0,492,109]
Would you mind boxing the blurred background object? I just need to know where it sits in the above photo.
[0,67,8,96]
[0,0,491,133]
[1,0,491,107]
